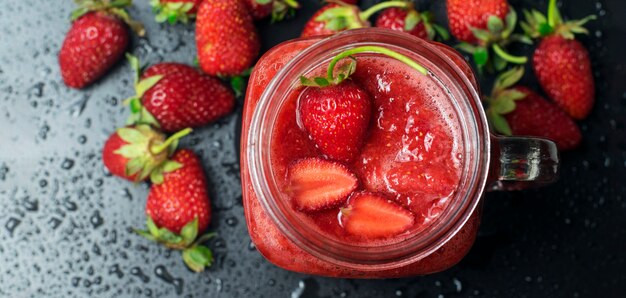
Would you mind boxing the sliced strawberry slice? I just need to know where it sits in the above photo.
[287,158,359,211]
[341,192,415,239]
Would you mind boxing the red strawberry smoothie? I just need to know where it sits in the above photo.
[271,54,463,245]
[241,36,480,277]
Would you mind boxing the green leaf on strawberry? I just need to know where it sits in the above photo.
[150,0,197,24]
[484,67,527,135]
[70,0,145,35]
[136,217,217,272]
[456,10,528,72]
[521,0,596,40]
[107,125,191,184]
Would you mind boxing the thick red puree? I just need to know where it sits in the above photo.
[271,56,463,245]
[241,37,481,278]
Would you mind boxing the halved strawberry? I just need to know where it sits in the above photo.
[286,158,358,211]
[340,192,415,239]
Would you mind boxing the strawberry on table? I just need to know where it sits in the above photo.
[447,0,530,72]
[244,0,300,21]
[485,67,582,151]
[301,1,412,38]
[521,0,596,119]
[102,125,191,183]
[287,158,359,211]
[447,0,508,43]
[124,55,235,133]
[196,0,260,77]
[340,192,415,239]
[136,149,215,272]
[375,6,449,41]
[150,0,203,24]
[59,0,144,89]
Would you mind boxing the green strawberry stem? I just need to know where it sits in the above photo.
[327,46,427,81]
[492,44,527,64]
[359,1,411,21]
[150,128,192,154]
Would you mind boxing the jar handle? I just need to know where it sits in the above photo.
[488,135,559,191]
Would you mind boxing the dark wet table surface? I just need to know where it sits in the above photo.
[1,0,625,297]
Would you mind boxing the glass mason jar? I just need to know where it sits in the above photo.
[240,29,558,278]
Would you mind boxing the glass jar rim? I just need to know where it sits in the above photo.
[247,29,490,270]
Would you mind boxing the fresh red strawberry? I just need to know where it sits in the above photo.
[301,4,345,38]
[287,158,359,211]
[146,149,211,234]
[150,0,203,24]
[59,1,144,89]
[447,0,530,72]
[375,7,449,41]
[136,149,215,272]
[102,125,191,183]
[141,62,201,78]
[297,46,428,161]
[485,67,582,151]
[301,1,412,38]
[196,0,260,76]
[244,0,300,21]
[125,55,235,133]
[506,87,582,151]
[298,80,372,162]
[522,0,596,119]
[340,192,415,239]
[446,0,509,44]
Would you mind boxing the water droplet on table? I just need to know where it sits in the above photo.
[154,265,183,295]
[130,267,150,283]
[90,211,104,228]
[61,158,75,170]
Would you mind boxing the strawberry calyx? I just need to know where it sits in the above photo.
[135,217,216,272]
[300,45,427,88]
[150,0,196,24]
[406,10,450,41]
[114,124,192,184]
[71,0,145,36]
[520,0,596,40]
[456,10,531,72]
[484,67,527,135]
[315,0,409,32]
[124,54,164,128]
[268,0,301,23]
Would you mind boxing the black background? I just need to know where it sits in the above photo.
[1,0,625,297]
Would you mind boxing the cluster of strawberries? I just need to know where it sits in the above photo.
[301,0,595,151]
[56,0,595,271]
[57,0,300,272]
